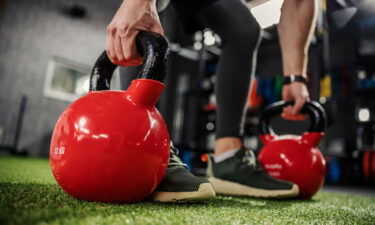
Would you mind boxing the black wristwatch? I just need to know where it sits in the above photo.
[283,75,308,85]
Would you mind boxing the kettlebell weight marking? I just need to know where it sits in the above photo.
[53,146,65,155]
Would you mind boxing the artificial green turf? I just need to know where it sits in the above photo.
[0,155,374,225]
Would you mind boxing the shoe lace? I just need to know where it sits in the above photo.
[168,142,188,168]
[241,149,263,172]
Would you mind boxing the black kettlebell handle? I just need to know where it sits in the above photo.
[89,31,169,91]
[259,101,327,135]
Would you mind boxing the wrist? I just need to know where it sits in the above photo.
[283,75,308,85]
[284,74,307,78]
[125,0,156,4]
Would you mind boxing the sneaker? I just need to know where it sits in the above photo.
[148,143,216,202]
[207,148,299,198]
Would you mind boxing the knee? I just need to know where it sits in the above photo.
[240,25,262,50]
[223,21,262,53]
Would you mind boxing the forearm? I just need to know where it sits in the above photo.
[124,0,156,3]
[278,0,318,76]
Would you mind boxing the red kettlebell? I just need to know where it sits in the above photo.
[258,101,327,198]
[50,31,170,203]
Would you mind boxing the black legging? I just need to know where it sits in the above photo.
[194,0,261,138]
[121,0,261,139]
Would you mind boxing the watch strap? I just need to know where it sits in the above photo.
[283,75,307,85]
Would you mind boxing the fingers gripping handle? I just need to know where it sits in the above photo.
[259,101,327,135]
[89,31,169,91]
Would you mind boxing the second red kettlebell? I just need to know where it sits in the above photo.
[258,101,327,198]
[50,31,170,203]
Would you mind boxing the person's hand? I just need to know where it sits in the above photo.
[106,0,164,66]
[281,82,310,120]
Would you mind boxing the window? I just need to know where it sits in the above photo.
[43,56,120,102]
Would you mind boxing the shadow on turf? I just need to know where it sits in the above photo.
[0,182,320,225]
[147,195,318,207]
[204,195,319,210]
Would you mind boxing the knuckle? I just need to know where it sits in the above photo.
[118,25,128,35]
[107,25,116,34]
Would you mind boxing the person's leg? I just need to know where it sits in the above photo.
[197,0,299,198]
[196,0,261,156]
[147,4,216,203]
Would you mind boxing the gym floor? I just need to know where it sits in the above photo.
[1,154,374,225]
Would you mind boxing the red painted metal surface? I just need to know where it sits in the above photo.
[258,132,326,198]
[50,79,170,203]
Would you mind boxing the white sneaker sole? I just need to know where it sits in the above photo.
[149,183,216,202]
[208,177,299,199]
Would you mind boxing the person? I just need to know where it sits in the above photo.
[106,0,317,202]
